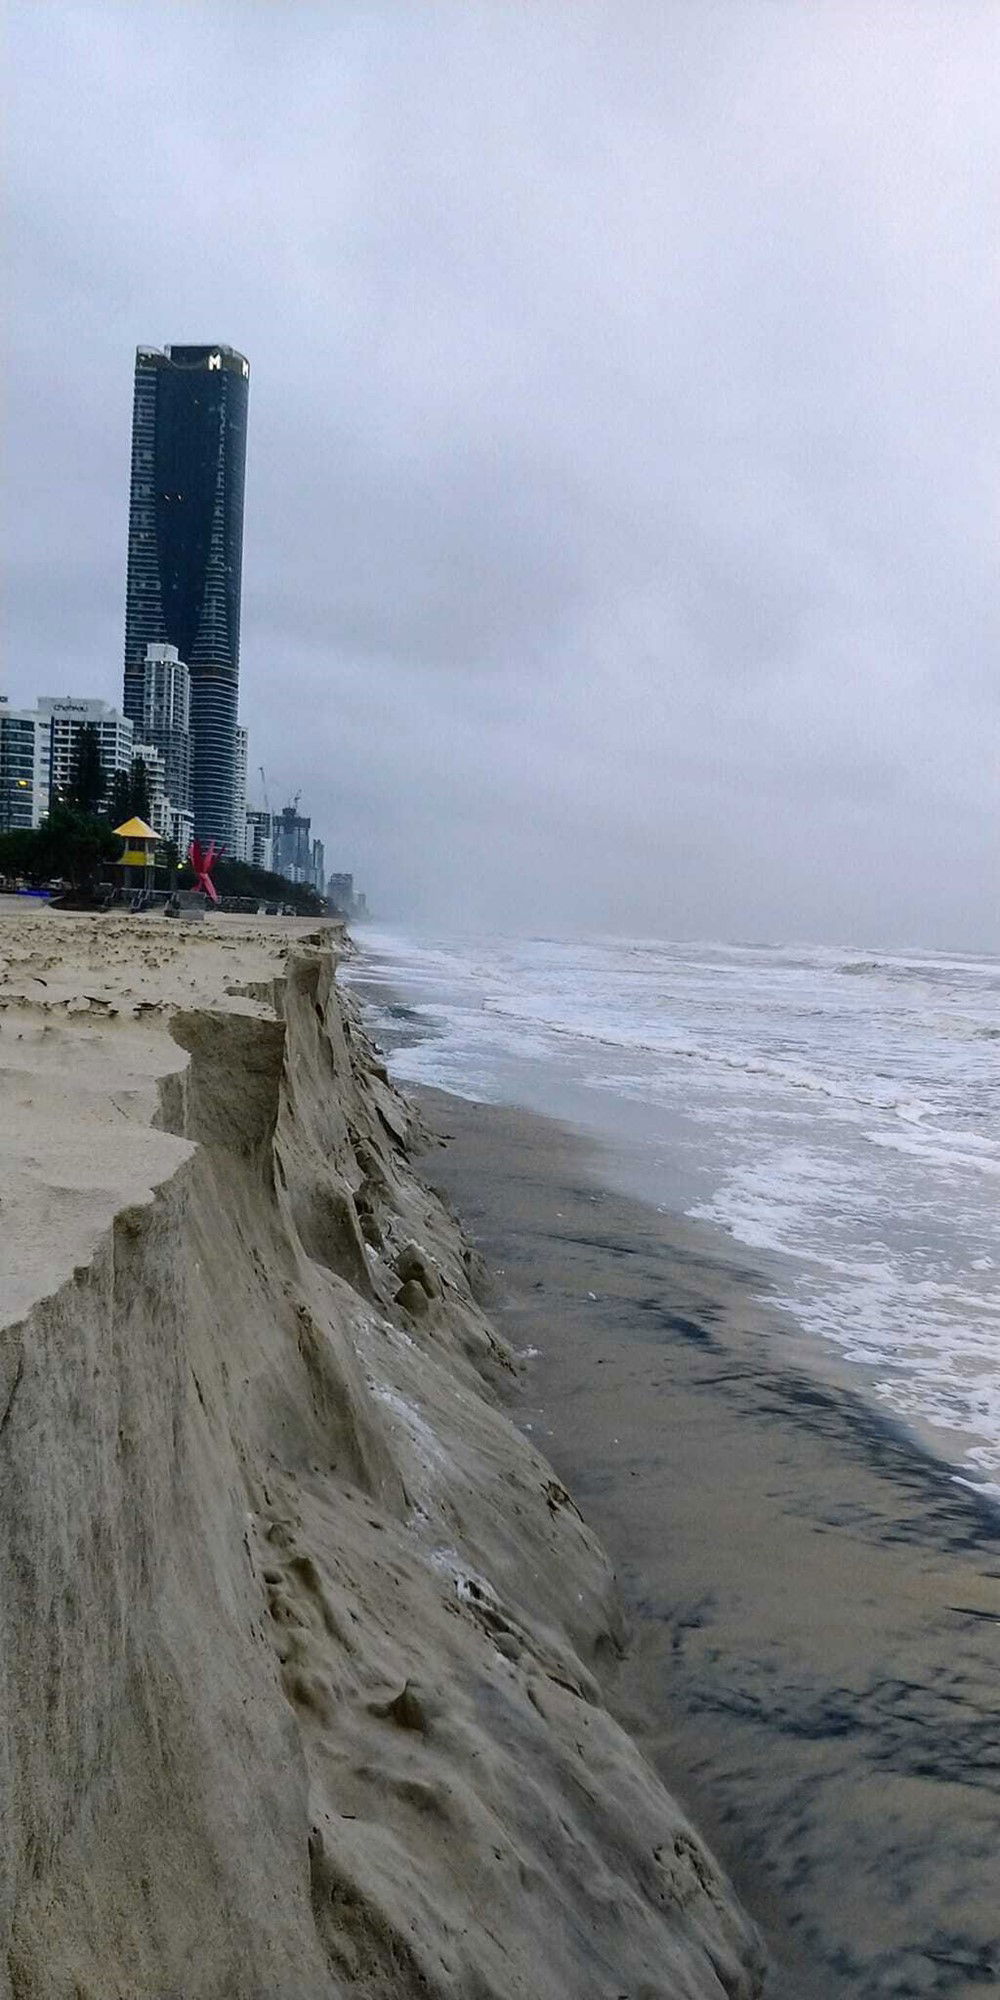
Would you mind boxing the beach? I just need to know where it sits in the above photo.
[0,903,762,1999]
[418,1085,1000,1999]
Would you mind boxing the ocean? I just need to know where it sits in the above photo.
[347,926,1000,1500]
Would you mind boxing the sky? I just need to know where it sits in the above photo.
[6,1,999,948]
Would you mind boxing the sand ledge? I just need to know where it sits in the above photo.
[1,910,763,2000]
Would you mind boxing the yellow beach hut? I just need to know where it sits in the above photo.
[114,816,158,894]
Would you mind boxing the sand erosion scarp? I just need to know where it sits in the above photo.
[0,909,764,2000]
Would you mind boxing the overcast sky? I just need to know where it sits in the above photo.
[6,2,999,946]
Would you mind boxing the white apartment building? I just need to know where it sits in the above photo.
[140,644,190,736]
[3,693,180,846]
[232,725,248,856]
[170,806,195,859]
[39,697,135,804]
[131,739,169,837]
[243,806,273,871]
[0,695,50,831]
[138,644,191,814]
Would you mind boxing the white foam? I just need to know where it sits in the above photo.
[353,926,1000,1490]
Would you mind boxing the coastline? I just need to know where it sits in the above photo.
[346,937,1000,1507]
[1,907,763,1999]
[417,1084,1000,2000]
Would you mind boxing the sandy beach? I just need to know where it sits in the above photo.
[1,904,762,1999]
[419,1086,1000,2000]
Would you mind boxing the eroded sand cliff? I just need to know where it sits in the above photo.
[0,908,763,1999]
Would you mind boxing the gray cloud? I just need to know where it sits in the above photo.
[6,1,999,946]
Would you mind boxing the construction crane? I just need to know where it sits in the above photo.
[260,776,303,824]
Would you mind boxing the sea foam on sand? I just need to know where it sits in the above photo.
[0,905,763,2000]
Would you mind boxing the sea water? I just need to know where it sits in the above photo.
[347,929,1000,1496]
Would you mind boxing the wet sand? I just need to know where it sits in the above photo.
[418,1086,1000,2000]
[2,913,764,1997]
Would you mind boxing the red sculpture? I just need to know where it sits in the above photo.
[188,839,223,905]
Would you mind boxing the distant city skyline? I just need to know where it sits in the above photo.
[2,325,348,898]
[7,7,996,946]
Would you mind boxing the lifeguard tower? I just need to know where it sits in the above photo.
[114,816,158,901]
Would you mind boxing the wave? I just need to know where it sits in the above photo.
[358,926,1000,1492]
[866,1127,1000,1177]
[479,994,985,1118]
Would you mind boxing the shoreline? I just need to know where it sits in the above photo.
[416,1083,1000,1999]
[1,908,763,1998]
[347,956,1000,1509]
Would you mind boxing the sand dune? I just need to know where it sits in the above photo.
[0,905,763,1999]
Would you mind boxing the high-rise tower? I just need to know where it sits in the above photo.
[123,343,249,847]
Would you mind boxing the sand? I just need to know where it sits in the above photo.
[418,1088,1000,2000]
[0,902,762,1999]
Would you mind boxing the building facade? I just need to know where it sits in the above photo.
[131,739,169,837]
[123,343,250,849]
[170,806,195,858]
[326,872,354,915]
[2,694,181,844]
[39,697,135,808]
[272,802,312,883]
[0,697,50,831]
[137,643,191,814]
[243,807,273,872]
[232,725,248,856]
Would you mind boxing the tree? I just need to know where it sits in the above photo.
[32,805,120,891]
[66,725,106,815]
[0,827,37,879]
[176,853,326,915]
[108,757,152,826]
[109,768,132,826]
[130,756,151,824]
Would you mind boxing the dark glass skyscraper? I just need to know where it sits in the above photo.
[123,344,249,846]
